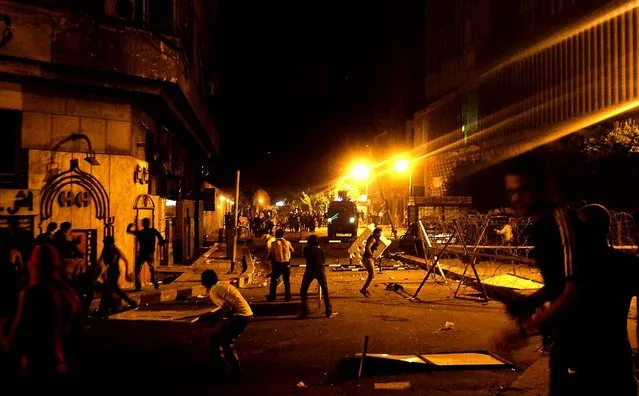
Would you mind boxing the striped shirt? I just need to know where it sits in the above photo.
[530,206,581,300]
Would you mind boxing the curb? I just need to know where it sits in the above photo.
[90,242,257,309]
[192,243,220,266]
[499,355,549,395]
[89,283,207,311]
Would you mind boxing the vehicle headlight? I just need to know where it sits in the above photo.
[349,217,356,223]
[327,218,332,223]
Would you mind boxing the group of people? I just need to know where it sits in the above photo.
[493,153,639,395]
[264,226,386,316]
[265,229,332,317]
[0,217,165,379]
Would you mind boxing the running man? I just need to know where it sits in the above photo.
[96,236,137,316]
[360,227,382,297]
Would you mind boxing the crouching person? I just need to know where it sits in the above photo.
[200,270,253,374]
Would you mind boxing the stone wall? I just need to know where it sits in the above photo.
[0,0,218,151]
[0,81,148,160]
[0,81,169,286]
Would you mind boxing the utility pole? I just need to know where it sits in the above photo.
[230,170,240,273]
[375,169,397,238]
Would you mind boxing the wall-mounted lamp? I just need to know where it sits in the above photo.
[46,133,100,181]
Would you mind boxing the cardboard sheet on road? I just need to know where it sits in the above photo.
[353,351,511,368]
[480,274,543,290]
[366,354,427,364]
[108,307,213,322]
[374,382,412,390]
[420,352,507,366]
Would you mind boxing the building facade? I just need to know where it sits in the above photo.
[0,0,222,285]
[412,0,630,198]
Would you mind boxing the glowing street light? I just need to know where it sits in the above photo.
[219,195,227,202]
[394,159,409,173]
[351,163,370,180]
[258,198,264,204]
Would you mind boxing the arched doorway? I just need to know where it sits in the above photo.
[39,158,113,271]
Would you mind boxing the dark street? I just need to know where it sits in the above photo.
[83,233,543,395]
[4,1,639,395]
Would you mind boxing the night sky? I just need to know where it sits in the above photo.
[213,1,390,194]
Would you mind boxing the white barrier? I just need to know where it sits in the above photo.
[348,224,391,265]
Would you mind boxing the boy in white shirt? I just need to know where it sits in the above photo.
[201,269,253,373]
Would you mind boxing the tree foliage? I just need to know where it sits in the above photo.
[585,119,639,157]
[448,118,639,212]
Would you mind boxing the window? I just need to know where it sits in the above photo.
[135,0,175,35]
[0,109,27,189]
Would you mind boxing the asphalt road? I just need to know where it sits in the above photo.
[79,230,543,395]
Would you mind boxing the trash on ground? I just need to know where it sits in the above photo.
[439,321,454,331]
[296,381,307,388]
[374,382,411,390]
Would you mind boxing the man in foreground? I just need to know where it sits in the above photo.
[201,269,253,374]
[493,153,587,395]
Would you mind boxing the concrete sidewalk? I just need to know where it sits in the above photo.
[499,356,549,396]
[90,243,255,310]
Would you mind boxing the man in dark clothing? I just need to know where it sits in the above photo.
[127,218,164,291]
[52,222,82,260]
[299,234,331,318]
[360,227,382,297]
[96,236,137,316]
[34,222,57,246]
[494,153,588,395]
[574,204,638,395]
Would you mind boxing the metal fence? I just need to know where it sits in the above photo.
[423,208,637,262]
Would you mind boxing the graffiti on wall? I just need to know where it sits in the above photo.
[58,191,90,208]
[0,190,34,214]
[0,215,34,239]
[39,159,114,235]
[134,165,149,185]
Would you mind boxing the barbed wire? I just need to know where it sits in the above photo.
[411,209,637,283]
[424,208,637,262]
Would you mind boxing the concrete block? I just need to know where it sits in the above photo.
[106,120,133,153]
[52,115,80,145]
[66,99,132,121]
[80,117,107,153]
[22,112,52,148]
[23,92,66,114]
